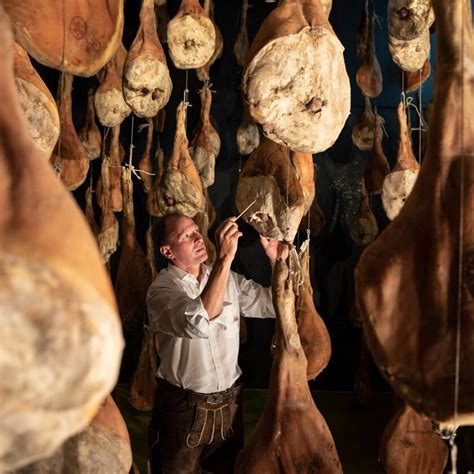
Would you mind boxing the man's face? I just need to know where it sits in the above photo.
[160,216,208,269]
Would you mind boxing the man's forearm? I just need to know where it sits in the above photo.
[200,258,232,319]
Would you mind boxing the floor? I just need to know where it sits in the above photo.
[115,386,395,473]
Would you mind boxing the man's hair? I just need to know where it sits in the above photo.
[152,213,184,248]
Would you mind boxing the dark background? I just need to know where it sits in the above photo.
[33,0,439,392]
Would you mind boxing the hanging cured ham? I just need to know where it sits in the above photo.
[236,110,260,156]
[3,0,123,77]
[364,113,390,194]
[236,254,342,473]
[114,167,152,331]
[196,0,223,82]
[355,0,474,426]
[85,183,99,237]
[106,125,124,212]
[138,118,154,193]
[356,13,383,98]
[14,395,133,473]
[402,59,431,93]
[147,145,165,217]
[320,0,332,17]
[388,0,435,72]
[242,0,350,153]
[123,0,172,118]
[296,242,332,379]
[130,326,160,411]
[356,0,370,61]
[350,178,379,246]
[95,44,131,128]
[13,42,59,158]
[389,28,431,72]
[388,0,435,41]
[0,7,123,469]
[97,155,119,262]
[299,164,325,236]
[379,403,448,473]
[167,0,216,69]
[235,138,314,242]
[381,101,420,219]
[233,0,249,67]
[55,73,90,191]
[157,102,204,217]
[155,1,169,44]
[190,84,221,188]
[79,90,102,161]
[351,97,375,151]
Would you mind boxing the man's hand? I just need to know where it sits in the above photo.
[215,217,242,263]
[259,235,289,266]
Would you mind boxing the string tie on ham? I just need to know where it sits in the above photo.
[405,96,427,133]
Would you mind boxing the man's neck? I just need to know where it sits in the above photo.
[172,262,203,281]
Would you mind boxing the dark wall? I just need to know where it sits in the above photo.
[32,0,442,391]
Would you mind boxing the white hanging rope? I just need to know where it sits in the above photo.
[418,67,423,164]
[183,70,191,131]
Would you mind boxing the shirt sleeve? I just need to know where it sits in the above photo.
[233,272,275,319]
[147,280,211,339]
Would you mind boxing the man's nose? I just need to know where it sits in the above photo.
[192,231,203,242]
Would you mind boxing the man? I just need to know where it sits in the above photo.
[147,212,286,473]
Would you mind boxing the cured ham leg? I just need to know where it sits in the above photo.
[97,156,119,262]
[236,138,314,242]
[379,403,448,473]
[0,7,123,470]
[95,44,131,128]
[130,326,160,411]
[296,242,331,379]
[138,118,154,193]
[79,90,102,161]
[3,0,123,76]
[235,254,342,473]
[14,395,133,473]
[356,13,383,98]
[355,0,474,426]
[196,0,223,82]
[13,41,59,158]
[242,0,350,153]
[237,109,260,156]
[85,182,99,237]
[55,73,90,190]
[365,113,390,194]
[402,59,431,93]
[114,167,152,331]
[350,177,379,246]
[382,100,420,219]
[233,0,249,67]
[167,0,216,69]
[190,84,221,188]
[388,0,435,41]
[352,97,375,151]
[157,102,204,217]
[123,0,172,118]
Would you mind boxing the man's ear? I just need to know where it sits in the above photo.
[160,245,173,260]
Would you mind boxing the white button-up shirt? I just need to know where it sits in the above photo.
[147,263,275,393]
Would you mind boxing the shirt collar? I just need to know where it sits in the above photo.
[167,263,211,282]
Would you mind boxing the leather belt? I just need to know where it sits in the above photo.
[157,377,242,405]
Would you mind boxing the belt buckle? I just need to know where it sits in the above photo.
[207,392,224,404]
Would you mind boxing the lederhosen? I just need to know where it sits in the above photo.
[148,378,244,474]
